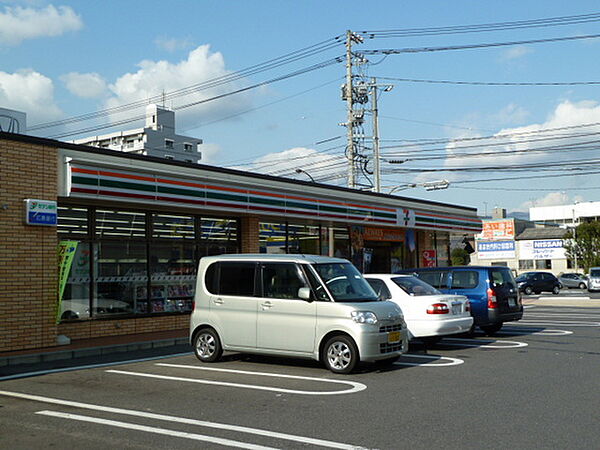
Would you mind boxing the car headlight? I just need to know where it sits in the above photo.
[351,311,378,324]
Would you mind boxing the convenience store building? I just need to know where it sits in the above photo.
[0,132,481,353]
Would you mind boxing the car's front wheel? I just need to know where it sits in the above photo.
[524,286,533,295]
[323,335,358,374]
[579,282,586,290]
[552,286,560,295]
[480,323,503,336]
[193,328,223,363]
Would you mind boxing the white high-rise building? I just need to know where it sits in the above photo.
[74,104,202,163]
[529,202,600,228]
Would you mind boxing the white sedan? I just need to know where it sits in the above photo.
[365,274,473,345]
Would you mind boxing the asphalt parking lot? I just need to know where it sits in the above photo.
[1,303,599,450]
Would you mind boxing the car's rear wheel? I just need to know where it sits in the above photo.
[579,282,586,290]
[480,323,503,336]
[323,335,358,374]
[193,328,223,363]
[552,286,560,295]
[524,286,533,295]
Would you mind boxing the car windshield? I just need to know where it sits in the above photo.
[391,276,440,296]
[312,263,378,302]
[516,272,534,281]
[590,269,600,277]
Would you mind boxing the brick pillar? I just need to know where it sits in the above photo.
[240,215,260,253]
[0,136,58,352]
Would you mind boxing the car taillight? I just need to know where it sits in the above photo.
[427,303,449,314]
[465,300,471,312]
[191,301,195,310]
[487,288,497,309]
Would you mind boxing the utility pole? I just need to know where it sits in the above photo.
[345,30,356,188]
[371,77,381,193]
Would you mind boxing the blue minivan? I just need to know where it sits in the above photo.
[397,266,523,335]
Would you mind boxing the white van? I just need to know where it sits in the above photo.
[190,254,408,374]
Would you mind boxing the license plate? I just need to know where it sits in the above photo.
[452,304,461,315]
[388,331,401,344]
[508,298,516,307]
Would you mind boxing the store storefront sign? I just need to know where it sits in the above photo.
[364,226,405,242]
[477,240,516,259]
[518,240,565,260]
[24,199,57,226]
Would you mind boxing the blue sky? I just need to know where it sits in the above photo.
[3,0,600,215]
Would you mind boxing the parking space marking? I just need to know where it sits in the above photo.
[526,312,600,318]
[107,366,367,396]
[499,328,573,336]
[394,354,464,367]
[36,410,276,450]
[0,391,364,449]
[437,338,528,349]
[515,320,600,327]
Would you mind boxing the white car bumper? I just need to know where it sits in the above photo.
[408,316,473,339]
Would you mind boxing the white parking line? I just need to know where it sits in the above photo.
[526,312,600,318]
[107,366,367,396]
[394,354,464,367]
[499,328,573,336]
[36,410,276,450]
[515,320,600,327]
[438,338,528,349]
[0,391,363,449]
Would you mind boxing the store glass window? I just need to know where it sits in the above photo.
[333,227,350,259]
[288,223,320,254]
[96,209,146,238]
[200,217,239,255]
[58,206,89,236]
[94,241,145,317]
[519,260,534,270]
[148,241,196,314]
[535,259,552,269]
[152,214,195,240]
[259,222,287,254]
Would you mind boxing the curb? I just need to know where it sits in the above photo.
[0,337,190,368]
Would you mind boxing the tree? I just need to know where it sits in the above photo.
[451,247,470,266]
[563,221,600,272]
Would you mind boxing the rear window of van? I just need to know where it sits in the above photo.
[451,271,479,289]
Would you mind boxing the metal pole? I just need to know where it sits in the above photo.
[573,208,578,271]
[371,77,381,193]
[346,30,355,189]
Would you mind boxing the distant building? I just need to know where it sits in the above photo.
[74,104,203,163]
[530,202,600,227]
[0,107,27,134]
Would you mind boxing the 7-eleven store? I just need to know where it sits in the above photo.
[0,132,481,352]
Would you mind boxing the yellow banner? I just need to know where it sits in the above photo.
[57,241,78,322]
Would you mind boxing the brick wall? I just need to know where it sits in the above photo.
[240,215,260,253]
[0,136,58,352]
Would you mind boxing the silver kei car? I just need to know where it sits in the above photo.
[190,254,408,374]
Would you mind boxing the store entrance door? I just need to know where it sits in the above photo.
[364,242,391,273]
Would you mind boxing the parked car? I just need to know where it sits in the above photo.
[515,272,561,295]
[60,295,131,320]
[396,266,522,335]
[558,273,588,290]
[587,267,600,292]
[190,254,409,374]
[364,274,473,345]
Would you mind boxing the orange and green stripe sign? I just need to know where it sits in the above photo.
[68,164,481,232]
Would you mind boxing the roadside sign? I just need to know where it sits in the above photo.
[24,199,57,226]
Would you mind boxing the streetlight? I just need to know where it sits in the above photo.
[387,179,450,194]
[295,168,315,183]
[573,201,579,271]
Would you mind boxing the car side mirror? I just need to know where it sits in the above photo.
[298,287,312,301]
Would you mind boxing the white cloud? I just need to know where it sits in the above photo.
[105,45,253,130]
[61,72,107,98]
[517,192,585,212]
[500,45,533,61]
[232,147,345,183]
[155,36,193,53]
[0,4,83,46]
[0,69,62,123]
[493,103,530,126]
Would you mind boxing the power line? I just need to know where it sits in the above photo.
[377,76,600,86]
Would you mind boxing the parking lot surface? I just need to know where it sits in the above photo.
[1,304,599,449]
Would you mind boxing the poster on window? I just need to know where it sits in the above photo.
[518,240,565,260]
[422,250,436,267]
